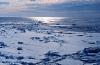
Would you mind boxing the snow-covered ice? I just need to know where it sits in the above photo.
[0,17,100,65]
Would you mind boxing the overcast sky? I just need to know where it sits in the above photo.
[0,0,100,17]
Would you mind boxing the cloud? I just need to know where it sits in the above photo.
[34,0,100,4]
[0,0,100,16]
[0,0,33,12]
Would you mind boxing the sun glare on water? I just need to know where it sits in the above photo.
[29,17,65,24]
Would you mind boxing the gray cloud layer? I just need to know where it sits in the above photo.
[0,0,100,16]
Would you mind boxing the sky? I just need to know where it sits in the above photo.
[0,0,100,17]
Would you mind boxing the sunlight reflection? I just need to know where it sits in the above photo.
[29,17,65,24]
